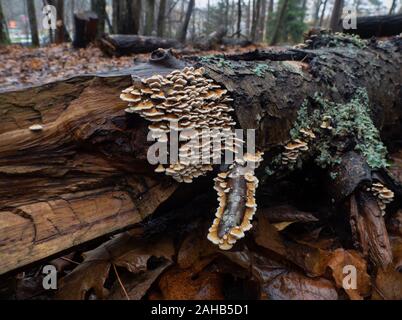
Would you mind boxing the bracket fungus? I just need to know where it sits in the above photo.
[368,182,394,216]
[121,66,264,250]
[207,152,264,250]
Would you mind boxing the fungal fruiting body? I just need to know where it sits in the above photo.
[121,66,264,250]
[368,182,394,216]
[281,128,315,166]
[120,66,236,184]
[207,152,264,250]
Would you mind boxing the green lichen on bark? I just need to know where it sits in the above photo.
[252,64,273,77]
[265,88,388,177]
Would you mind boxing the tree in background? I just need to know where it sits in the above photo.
[265,0,273,41]
[145,0,155,35]
[26,0,39,46]
[113,0,141,35]
[329,0,344,31]
[236,0,241,37]
[270,0,306,45]
[0,0,9,45]
[389,0,398,14]
[178,0,195,42]
[91,0,106,37]
[157,0,167,37]
[256,0,267,42]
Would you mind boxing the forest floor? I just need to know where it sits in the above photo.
[0,43,261,92]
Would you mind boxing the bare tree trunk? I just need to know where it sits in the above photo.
[145,0,155,35]
[177,0,195,43]
[91,0,106,37]
[127,0,141,34]
[301,0,308,22]
[257,0,267,42]
[225,0,230,27]
[251,0,261,42]
[265,0,273,41]
[270,0,288,45]
[112,0,120,33]
[319,0,328,27]
[329,0,344,32]
[246,0,251,36]
[55,0,65,43]
[236,0,242,37]
[26,0,40,46]
[157,0,167,37]
[0,0,8,45]
[389,0,397,15]
[312,0,322,26]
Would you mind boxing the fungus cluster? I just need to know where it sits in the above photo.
[121,66,265,250]
[282,128,315,165]
[121,66,237,183]
[369,182,394,216]
[207,152,264,250]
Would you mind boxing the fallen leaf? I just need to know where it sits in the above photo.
[372,266,402,300]
[158,267,224,300]
[56,232,174,300]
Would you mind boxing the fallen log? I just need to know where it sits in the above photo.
[98,34,182,56]
[193,27,252,50]
[342,13,402,38]
[0,33,401,274]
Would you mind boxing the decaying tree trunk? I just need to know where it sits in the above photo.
[99,34,182,56]
[0,33,401,275]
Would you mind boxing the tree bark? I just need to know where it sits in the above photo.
[177,0,195,43]
[0,34,401,274]
[0,0,8,45]
[26,0,40,47]
[145,0,155,35]
[319,0,328,27]
[312,0,322,26]
[91,0,106,38]
[329,0,344,32]
[250,0,261,42]
[265,0,273,41]
[257,0,267,42]
[157,0,167,37]
[236,0,242,37]
[389,0,397,15]
[269,0,288,45]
